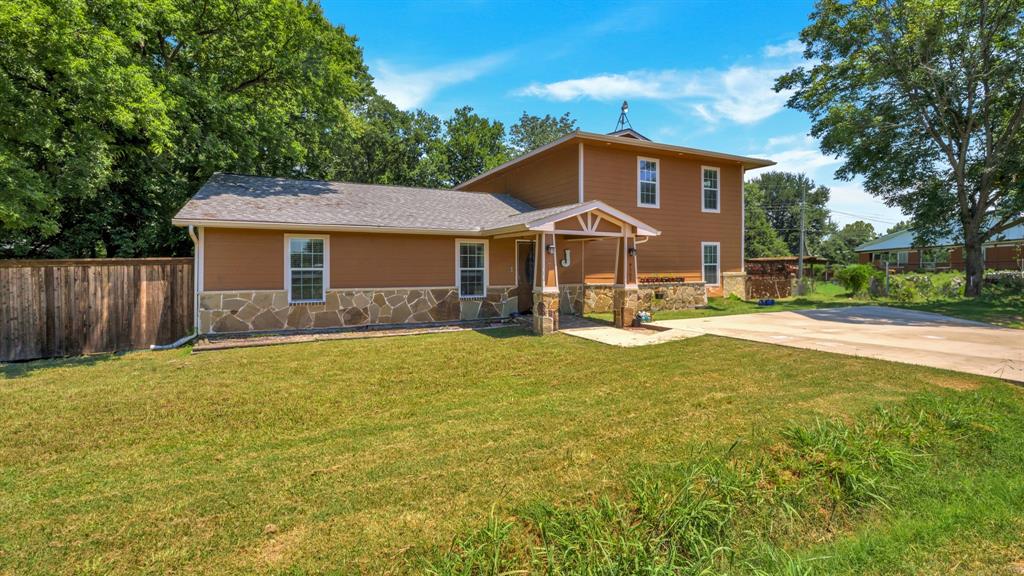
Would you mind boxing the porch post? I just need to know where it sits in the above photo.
[532,232,559,335]
[613,233,640,328]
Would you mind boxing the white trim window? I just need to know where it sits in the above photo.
[286,235,328,303]
[702,242,720,286]
[702,166,720,213]
[637,157,659,208]
[456,240,487,298]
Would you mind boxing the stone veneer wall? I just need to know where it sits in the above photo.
[532,291,559,334]
[722,272,747,299]
[199,286,516,334]
[559,283,708,315]
[638,282,708,311]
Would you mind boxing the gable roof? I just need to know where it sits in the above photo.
[607,128,651,141]
[172,173,660,236]
[855,222,1024,252]
[455,130,775,191]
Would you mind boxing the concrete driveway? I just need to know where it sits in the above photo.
[653,306,1024,383]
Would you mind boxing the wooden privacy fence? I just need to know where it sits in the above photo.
[0,258,193,362]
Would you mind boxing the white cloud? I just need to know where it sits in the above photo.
[749,135,907,228]
[372,52,510,110]
[763,39,803,58]
[515,66,791,125]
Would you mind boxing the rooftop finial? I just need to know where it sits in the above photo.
[615,100,632,132]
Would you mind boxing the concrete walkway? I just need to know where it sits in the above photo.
[560,322,701,347]
[653,306,1024,382]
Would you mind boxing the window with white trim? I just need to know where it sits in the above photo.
[880,251,909,265]
[702,167,720,212]
[637,157,659,207]
[287,237,326,303]
[702,242,720,286]
[457,241,486,298]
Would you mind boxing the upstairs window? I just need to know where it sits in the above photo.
[287,236,327,303]
[637,157,659,207]
[702,166,720,212]
[457,240,487,298]
[702,242,720,286]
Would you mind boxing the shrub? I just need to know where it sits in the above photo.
[835,264,877,295]
[985,270,1024,290]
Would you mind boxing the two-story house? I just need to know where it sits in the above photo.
[172,129,774,335]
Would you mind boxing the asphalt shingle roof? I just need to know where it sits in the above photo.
[173,173,583,232]
[856,222,1024,252]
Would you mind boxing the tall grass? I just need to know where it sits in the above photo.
[424,389,1020,575]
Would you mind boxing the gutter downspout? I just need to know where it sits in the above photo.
[152,225,201,350]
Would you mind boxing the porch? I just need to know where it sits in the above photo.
[484,201,660,335]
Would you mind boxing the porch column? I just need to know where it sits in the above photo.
[532,232,559,335]
[612,233,640,328]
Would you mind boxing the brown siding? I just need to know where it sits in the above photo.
[581,143,744,283]
[330,233,454,288]
[461,142,579,208]
[858,252,872,264]
[203,228,524,292]
[558,240,584,284]
[489,237,517,286]
[204,228,284,291]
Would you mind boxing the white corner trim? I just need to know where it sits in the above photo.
[701,241,721,286]
[701,165,721,214]
[455,238,489,299]
[197,226,205,293]
[740,166,746,272]
[284,233,330,304]
[578,142,585,203]
[637,156,660,208]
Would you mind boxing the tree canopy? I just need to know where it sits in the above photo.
[778,0,1024,295]
[743,181,792,258]
[508,112,578,156]
[745,172,835,257]
[820,220,877,265]
[0,0,576,258]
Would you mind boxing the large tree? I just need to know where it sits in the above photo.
[743,181,792,258]
[778,0,1024,296]
[440,106,509,187]
[1,0,379,257]
[746,172,835,257]
[820,220,877,265]
[507,111,577,156]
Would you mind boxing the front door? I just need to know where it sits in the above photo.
[516,241,535,313]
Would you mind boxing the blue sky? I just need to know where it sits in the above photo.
[323,0,906,231]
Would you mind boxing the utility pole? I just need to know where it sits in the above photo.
[797,184,806,294]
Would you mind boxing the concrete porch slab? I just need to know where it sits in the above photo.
[559,321,702,347]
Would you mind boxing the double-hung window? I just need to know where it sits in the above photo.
[702,242,720,286]
[702,166,720,212]
[637,157,659,207]
[287,236,327,303]
[457,240,487,298]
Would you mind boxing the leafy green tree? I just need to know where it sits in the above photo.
[820,220,877,265]
[508,112,577,156]
[886,220,912,235]
[778,0,1024,296]
[440,106,510,187]
[744,182,791,258]
[746,172,834,257]
[0,0,171,254]
[1,0,377,257]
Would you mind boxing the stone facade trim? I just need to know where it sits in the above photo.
[200,286,516,335]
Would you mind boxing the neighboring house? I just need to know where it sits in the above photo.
[855,224,1024,272]
[172,130,774,335]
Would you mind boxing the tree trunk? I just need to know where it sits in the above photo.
[963,235,985,297]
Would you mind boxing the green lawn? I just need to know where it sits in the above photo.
[1,329,1022,574]
[590,282,1023,328]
